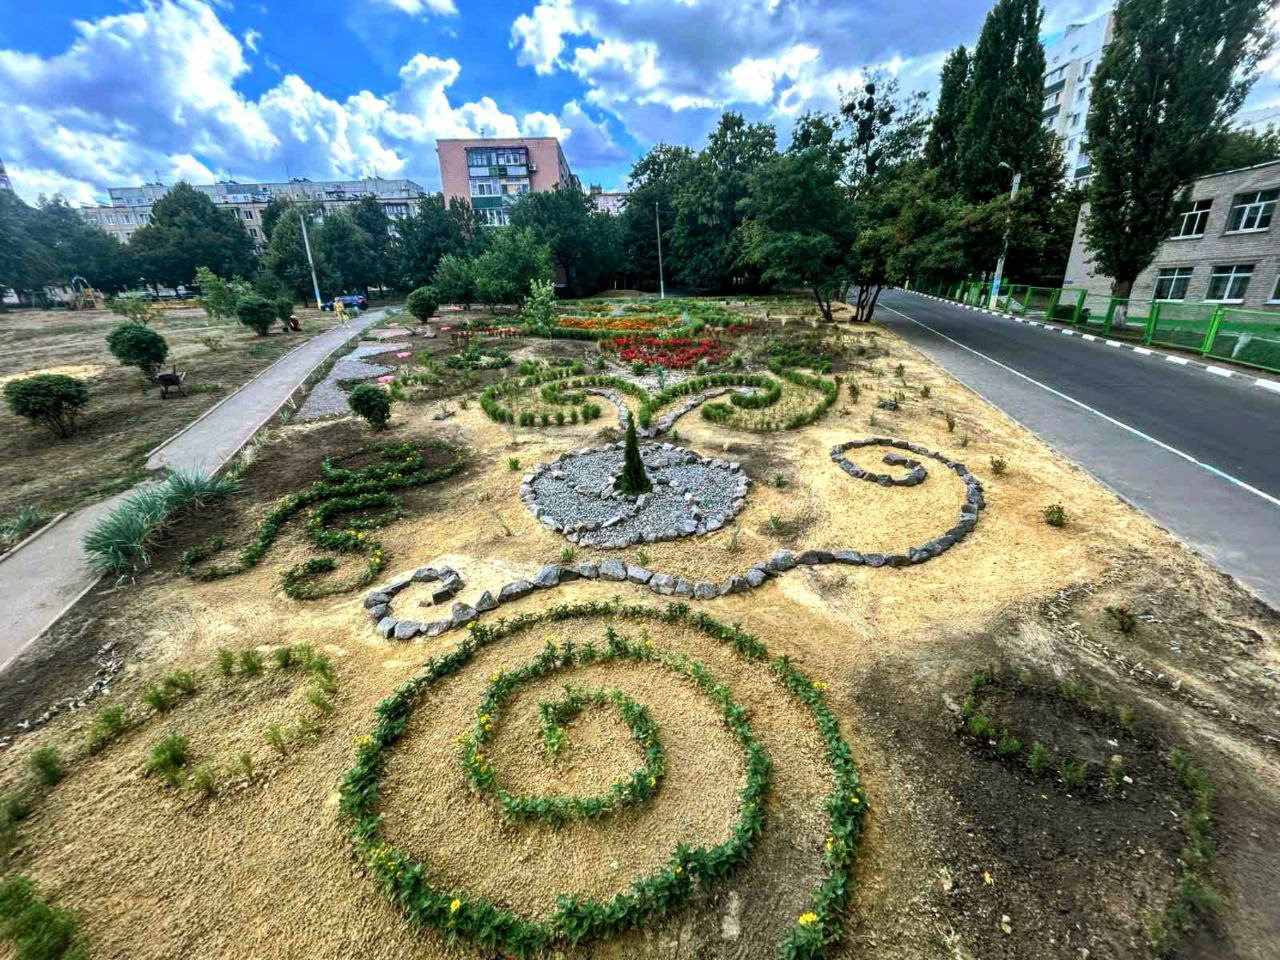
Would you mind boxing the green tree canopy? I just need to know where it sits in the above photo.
[259,205,336,305]
[350,195,395,289]
[319,212,377,294]
[128,183,255,289]
[472,227,553,308]
[621,143,694,291]
[924,46,971,189]
[509,186,620,297]
[1085,0,1274,296]
[395,194,472,290]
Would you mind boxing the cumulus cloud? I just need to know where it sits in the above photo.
[0,0,617,202]
[373,0,458,16]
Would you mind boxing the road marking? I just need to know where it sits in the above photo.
[1258,379,1280,394]
[1105,340,1123,347]
[1167,356,1189,365]
[1082,334,1096,341]
[879,301,1280,512]
[1205,365,1233,378]
[1134,347,1153,355]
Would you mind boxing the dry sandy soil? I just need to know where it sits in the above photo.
[0,301,339,521]
[1,297,1277,960]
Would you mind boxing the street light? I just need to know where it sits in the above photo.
[989,167,1022,308]
[655,202,666,300]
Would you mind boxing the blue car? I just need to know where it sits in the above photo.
[322,294,368,311]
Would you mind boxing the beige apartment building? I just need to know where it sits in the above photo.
[1064,159,1280,311]
[80,177,425,248]
[437,137,578,226]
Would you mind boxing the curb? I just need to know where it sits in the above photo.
[907,291,1280,395]
[0,512,68,568]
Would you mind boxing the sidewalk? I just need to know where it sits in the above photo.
[0,309,384,672]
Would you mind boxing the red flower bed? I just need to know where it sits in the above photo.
[611,336,732,368]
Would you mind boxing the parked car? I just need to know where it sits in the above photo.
[321,294,368,311]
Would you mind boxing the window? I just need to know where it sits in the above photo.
[1205,265,1254,302]
[243,209,254,220]
[471,179,500,197]
[1153,267,1192,301]
[1044,92,1060,108]
[249,227,259,239]
[1074,86,1087,103]
[1270,275,1280,303]
[1225,189,1277,232]
[1069,112,1081,128]
[1171,199,1212,238]
[1079,59,1092,78]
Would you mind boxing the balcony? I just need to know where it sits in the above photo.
[1044,76,1067,95]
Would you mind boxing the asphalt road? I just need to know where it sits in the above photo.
[875,288,1280,608]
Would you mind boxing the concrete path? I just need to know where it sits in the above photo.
[0,309,385,672]
[876,289,1280,608]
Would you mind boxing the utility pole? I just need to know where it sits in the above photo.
[298,211,323,308]
[989,171,1022,307]
[655,202,666,300]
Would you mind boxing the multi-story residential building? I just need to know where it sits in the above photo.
[588,184,629,216]
[0,157,12,193]
[1041,12,1113,187]
[79,177,425,247]
[1063,158,1280,311]
[437,137,578,226]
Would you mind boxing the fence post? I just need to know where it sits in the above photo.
[1143,302,1159,344]
[1047,288,1061,321]
[1201,306,1224,357]
[1070,289,1085,325]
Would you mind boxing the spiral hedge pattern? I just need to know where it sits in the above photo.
[340,599,866,958]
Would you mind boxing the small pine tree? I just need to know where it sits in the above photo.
[617,420,651,496]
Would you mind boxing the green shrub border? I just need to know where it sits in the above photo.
[339,599,866,959]
[181,440,463,600]
[461,634,732,831]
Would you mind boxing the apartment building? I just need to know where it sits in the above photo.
[1063,158,1280,311]
[80,177,425,247]
[588,184,629,216]
[1041,12,1112,186]
[437,137,578,226]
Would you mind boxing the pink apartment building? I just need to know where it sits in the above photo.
[436,137,578,226]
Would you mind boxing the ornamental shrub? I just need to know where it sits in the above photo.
[406,286,439,323]
[617,419,651,496]
[236,294,276,336]
[3,374,90,438]
[274,297,295,326]
[521,278,558,330]
[106,323,169,380]
[349,383,391,430]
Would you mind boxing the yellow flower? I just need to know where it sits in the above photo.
[353,734,373,747]
[798,912,818,927]
[814,681,828,691]
[672,865,682,875]
[474,752,484,762]
[490,673,500,682]
[849,794,860,805]
[450,898,461,914]
[479,713,490,724]
[467,622,477,630]
[647,776,656,788]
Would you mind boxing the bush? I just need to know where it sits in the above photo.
[86,706,130,754]
[4,375,89,438]
[145,734,190,787]
[1044,503,1068,527]
[236,294,277,336]
[617,420,651,496]
[521,278,558,330]
[348,383,391,430]
[406,286,439,323]
[0,874,84,960]
[273,297,294,326]
[29,747,64,787]
[106,296,162,326]
[106,323,169,381]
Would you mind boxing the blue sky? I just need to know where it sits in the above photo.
[0,0,1276,205]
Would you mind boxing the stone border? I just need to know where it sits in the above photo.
[366,437,984,638]
[519,441,749,548]
[364,565,483,640]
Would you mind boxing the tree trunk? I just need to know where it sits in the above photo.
[1109,277,1134,300]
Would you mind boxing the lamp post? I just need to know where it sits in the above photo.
[655,202,666,300]
[298,211,323,309]
[989,170,1022,308]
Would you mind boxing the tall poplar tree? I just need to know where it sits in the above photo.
[955,0,1047,202]
[1085,0,1274,297]
[925,46,971,190]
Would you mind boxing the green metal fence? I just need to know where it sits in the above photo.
[1204,308,1280,374]
[1145,302,1218,352]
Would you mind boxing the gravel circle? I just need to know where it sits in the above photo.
[297,341,409,422]
[521,442,748,548]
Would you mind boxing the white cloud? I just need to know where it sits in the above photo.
[242,28,261,52]
[373,0,458,17]
[511,0,582,75]
[0,0,609,202]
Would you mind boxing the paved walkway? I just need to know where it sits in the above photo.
[0,309,384,672]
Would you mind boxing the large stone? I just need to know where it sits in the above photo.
[451,603,478,627]
[693,581,720,600]
[380,577,412,596]
[393,621,422,641]
[424,619,452,638]
[431,583,459,605]
[411,567,439,582]
[533,565,561,588]
[765,550,797,573]
[363,592,390,609]
[832,550,865,565]
[626,566,653,584]
[744,568,767,588]
[367,603,389,621]
[558,567,581,583]
[673,579,695,598]
[376,616,398,639]
[599,559,628,581]
[475,591,498,613]
[576,562,599,579]
[863,553,886,568]
[648,572,676,595]
[797,550,834,565]
[498,580,534,602]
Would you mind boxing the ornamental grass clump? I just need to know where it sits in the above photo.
[145,734,191,787]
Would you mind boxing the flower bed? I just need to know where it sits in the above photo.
[610,336,732,369]
[556,315,677,332]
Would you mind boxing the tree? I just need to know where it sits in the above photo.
[925,46,971,189]
[405,286,439,322]
[521,278,558,330]
[106,324,169,381]
[955,0,1049,203]
[129,183,255,289]
[4,375,90,438]
[350,196,394,290]
[431,254,478,309]
[260,197,290,242]
[349,383,391,431]
[394,194,470,289]
[236,294,277,336]
[1085,0,1274,297]
[319,212,376,295]
[509,186,620,296]
[1199,125,1280,177]
[472,228,553,308]
[670,114,777,290]
[0,193,135,303]
[195,266,249,320]
[740,144,855,321]
[617,420,651,496]
[622,144,694,290]
[259,206,336,306]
